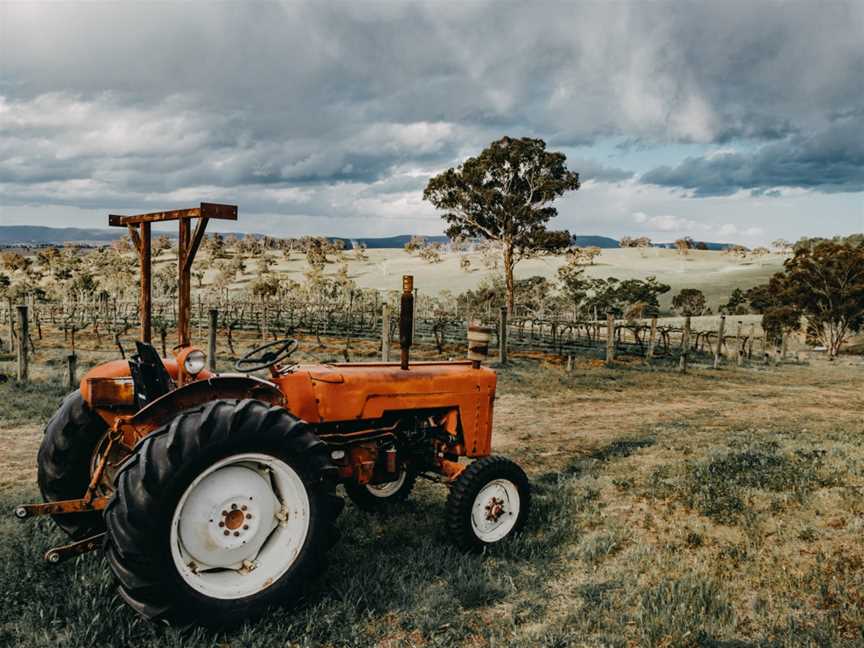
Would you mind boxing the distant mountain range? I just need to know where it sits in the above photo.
[0,225,731,250]
[0,225,122,244]
[653,241,736,251]
[0,226,622,248]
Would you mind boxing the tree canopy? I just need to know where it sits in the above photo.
[778,240,864,356]
[424,136,580,313]
[672,288,707,316]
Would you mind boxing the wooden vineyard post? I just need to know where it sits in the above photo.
[381,303,391,362]
[66,353,77,391]
[499,305,508,365]
[605,313,615,365]
[679,315,691,373]
[713,314,726,369]
[645,316,658,365]
[208,309,218,371]
[412,287,418,340]
[748,323,755,360]
[16,305,28,382]
[735,320,743,367]
[7,298,15,354]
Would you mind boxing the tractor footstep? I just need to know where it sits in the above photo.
[44,533,105,564]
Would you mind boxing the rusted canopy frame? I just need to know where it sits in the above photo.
[110,203,238,347]
[108,202,237,226]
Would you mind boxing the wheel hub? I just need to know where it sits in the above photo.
[484,496,505,522]
[170,453,312,600]
[222,506,247,531]
[177,465,279,569]
[470,478,521,543]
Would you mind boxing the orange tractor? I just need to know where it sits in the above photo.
[15,204,530,626]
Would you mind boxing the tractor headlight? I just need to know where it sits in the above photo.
[183,350,206,376]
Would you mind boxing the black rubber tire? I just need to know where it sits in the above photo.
[104,399,343,626]
[446,456,531,552]
[344,464,416,512]
[37,390,108,539]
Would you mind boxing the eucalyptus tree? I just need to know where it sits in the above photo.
[424,136,580,314]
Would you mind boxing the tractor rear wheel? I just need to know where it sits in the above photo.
[446,456,530,552]
[37,390,108,539]
[345,464,416,512]
[104,399,343,626]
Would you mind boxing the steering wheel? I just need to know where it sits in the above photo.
[235,338,299,373]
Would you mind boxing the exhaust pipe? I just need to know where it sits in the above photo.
[467,321,493,369]
[399,275,414,370]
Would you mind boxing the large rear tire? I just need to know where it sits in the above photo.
[37,390,108,539]
[104,399,343,626]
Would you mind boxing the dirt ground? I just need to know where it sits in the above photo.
[6,353,858,489]
[1,351,862,646]
[0,423,40,493]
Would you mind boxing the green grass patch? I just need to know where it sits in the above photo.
[0,378,67,427]
[636,575,734,647]
[650,441,840,524]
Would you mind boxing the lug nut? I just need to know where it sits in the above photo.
[218,521,225,528]
[221,510,227,516]
[223,530,229,536]
[233,531,240,537]
[246,513,252,519]
[241,505,247,511]
[231,503,238,510]
[243,525,249,530]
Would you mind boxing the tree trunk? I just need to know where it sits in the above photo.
[503,242,515,315]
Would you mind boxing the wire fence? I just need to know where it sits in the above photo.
[1,296,769,369]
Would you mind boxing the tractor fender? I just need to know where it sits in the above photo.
[125,374,286,442]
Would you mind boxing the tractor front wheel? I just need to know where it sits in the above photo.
[446,456,530,552]
[104,399,343,626]
[345,464,416,512]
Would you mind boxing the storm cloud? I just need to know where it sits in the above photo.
[642,116,864,196]
[0,1,862,237]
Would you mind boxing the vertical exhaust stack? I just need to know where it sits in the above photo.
[467,321,493,369]
[399,275,414,370]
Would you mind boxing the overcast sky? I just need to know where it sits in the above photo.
[1,1,862,244]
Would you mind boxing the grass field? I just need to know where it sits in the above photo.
[1,353,862,647]
[106,246,785,312]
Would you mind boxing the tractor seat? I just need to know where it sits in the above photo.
[129,340,176,408]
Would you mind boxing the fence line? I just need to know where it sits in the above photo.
[1,298,769,377]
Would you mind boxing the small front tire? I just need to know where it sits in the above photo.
[446,456,530,552]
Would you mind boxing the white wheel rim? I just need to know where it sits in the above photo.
[470,478,520,543]
[365,469,406,498]
[170,453,310,600]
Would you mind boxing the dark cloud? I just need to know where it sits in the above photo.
[0,1,862,229]
[641,117,864,196]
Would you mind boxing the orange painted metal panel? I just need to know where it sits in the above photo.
[80,357,497,459]
[275,361,496,457]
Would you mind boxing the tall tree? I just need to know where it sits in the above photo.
[774,240,864,357]
[672,288,707,316]
[424,136,580,313]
